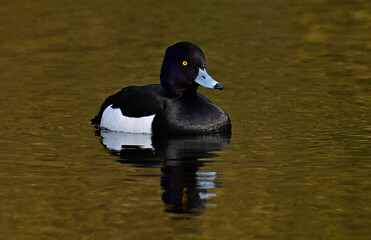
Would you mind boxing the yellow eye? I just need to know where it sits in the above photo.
[182,61,188,66]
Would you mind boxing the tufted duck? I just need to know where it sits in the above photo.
[91,41,231,136]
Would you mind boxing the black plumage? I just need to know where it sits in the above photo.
[92,41,231,136]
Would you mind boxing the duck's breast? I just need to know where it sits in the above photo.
[152,93,231,136]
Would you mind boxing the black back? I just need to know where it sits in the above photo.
[91,84,171,124]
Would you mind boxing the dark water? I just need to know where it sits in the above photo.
[1,0,370,239]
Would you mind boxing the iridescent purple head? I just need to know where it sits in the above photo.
[160,41,223,96]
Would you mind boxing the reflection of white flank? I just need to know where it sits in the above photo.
[101,104,154,133]
[199,192,217,200]
[101,129,153,151]
[195,171,219,190]
[196,181,216,190]
[197,171,218,177]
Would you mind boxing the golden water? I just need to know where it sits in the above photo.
[0,0,370,239]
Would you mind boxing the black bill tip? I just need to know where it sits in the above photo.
[214,83,224,90]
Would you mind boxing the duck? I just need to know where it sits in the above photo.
[91,41,231,136]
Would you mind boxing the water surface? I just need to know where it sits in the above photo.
[0,0,370,239]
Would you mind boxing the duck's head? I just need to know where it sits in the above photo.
[160,41,224,96]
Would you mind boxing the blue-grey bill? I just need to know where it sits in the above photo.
[194,68,224,90]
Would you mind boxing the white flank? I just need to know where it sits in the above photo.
[101,104,154,133]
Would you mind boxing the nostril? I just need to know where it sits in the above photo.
[202,75,206,79]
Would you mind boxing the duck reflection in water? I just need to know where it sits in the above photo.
[96,129,230,215]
